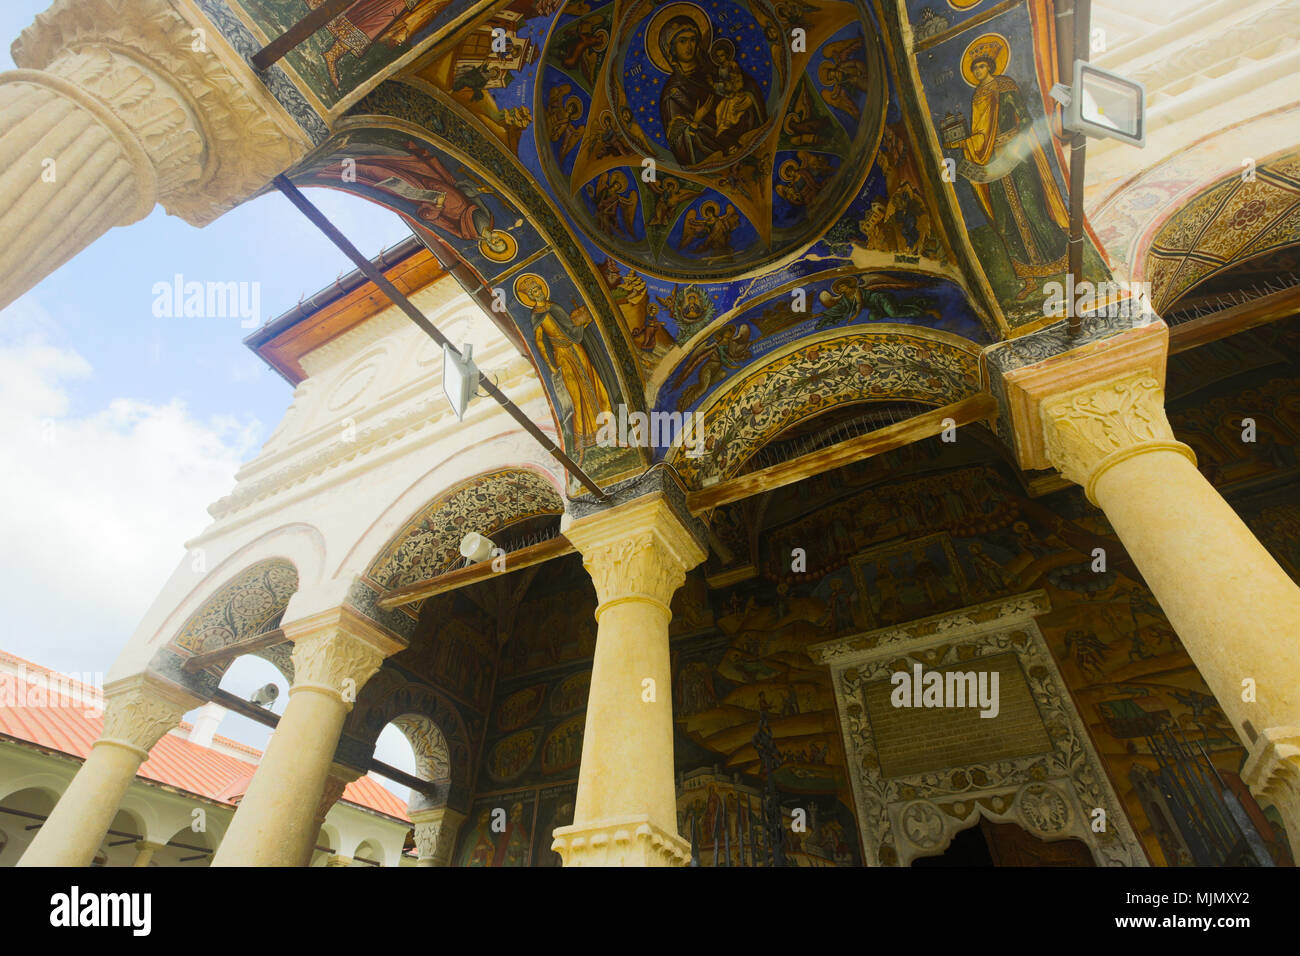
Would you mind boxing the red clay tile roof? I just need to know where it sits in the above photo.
[0,652,409,824]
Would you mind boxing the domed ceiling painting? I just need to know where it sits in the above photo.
[209,0,1114,491]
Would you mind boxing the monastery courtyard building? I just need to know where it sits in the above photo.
[0,0,1298,906]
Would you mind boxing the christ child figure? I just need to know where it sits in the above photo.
[710,40,759,147]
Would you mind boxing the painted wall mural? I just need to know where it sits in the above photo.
[535,0,887,280]
[292,122,644,483]
[904,0,1113,329]
[229,0,464,109]
[669,329,983,485]
[444,335,1300,864]
[1142,149,1300,312]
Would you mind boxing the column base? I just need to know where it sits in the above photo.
[551,815,690,867]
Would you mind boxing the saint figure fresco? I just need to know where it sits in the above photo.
[947,35,1070,299]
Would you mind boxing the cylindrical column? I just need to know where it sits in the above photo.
[553,491,706,867]
[1042,370,1300,853]
[299,763,363,867]
[132,840,165,867]
[211,611,403,867]
[18,677,198,867]
[0,0,313,310]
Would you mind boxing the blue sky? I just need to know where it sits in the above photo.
[0,2,418,790]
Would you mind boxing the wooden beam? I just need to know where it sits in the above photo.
[377,535,575,609]
[210,690,439,798]
[182,628,287,673]
[211,687,280,730]
[251,0,354,71]
[685,394,998,514]
[1168,285,1300,354]
[369,758,440,798]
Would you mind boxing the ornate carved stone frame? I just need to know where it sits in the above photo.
[809,591,1147,867]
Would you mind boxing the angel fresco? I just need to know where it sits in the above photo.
[644,175,704,227]
[307,0,449,88]
[817,35,871,120]
[680,201,740,255]
[556,13,609,87]
[669,323,753,410]
[586,171,638,239]
[813,274,940,330]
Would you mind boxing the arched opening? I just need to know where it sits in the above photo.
[148,825,217,867]
[0,786,59,867]
[352,838,386,868]
[161,557,300,755]
[95,808,149,867]
[911,818,1096,867]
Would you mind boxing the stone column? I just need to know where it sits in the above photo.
[325,854,353,867]
[211,608,405,867]
[131,840,165,867]
[553,488,707,866]
[299,762,364,867]
[1004,323,1300,855]
[0,0,310,310]
[18,675,200,867]
[409,807,465,867]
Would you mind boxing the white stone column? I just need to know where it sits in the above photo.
[18,675,200,867]
[131,840,165,867]
[300,762,364,867]
[552,491,707,866]
[211,608,404,867]
[0,0,310,310]
[1005,322,1300,857]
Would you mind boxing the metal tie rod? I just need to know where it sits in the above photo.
[274,176,607,500]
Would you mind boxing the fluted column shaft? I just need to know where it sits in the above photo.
[553,492,706,867]
[18,676,200,866]
[0,0,312,310]
[0,45,201,309]
[211,609,404,867]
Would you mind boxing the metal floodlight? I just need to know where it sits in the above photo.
[1065,60,1145,148]
[459,531,496,563]
[442,342,480,421]
[250,683,279,708]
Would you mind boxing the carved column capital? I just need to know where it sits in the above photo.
[285,609,406,707]
[409,807,465,867]
[10,0,310,225]
[98,674,203,759]
[563,492,708,618]
[1041,371,1196,500]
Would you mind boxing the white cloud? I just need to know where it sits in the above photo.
[0,301,261,678]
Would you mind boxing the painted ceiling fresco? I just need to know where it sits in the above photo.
[221,0,473,110]
[222,0,1119,491]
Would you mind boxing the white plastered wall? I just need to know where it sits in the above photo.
[108,275,565,683]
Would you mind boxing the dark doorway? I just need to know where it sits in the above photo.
[911,824,993,866]
[910,819,1096,866]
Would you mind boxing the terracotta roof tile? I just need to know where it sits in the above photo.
[0,658,409,823]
